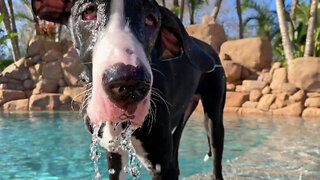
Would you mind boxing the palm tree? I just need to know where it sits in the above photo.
[289,0,299,41]
[211,0,223,22]
[304,0,318,57]
[276,0,294,63]
[242,0,277,41]
[0,0,21,61]
[236,0,243,38]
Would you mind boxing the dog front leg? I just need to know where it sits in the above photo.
[106,151,128,180]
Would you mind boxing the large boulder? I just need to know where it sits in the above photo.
[305,97,320,108]
[225,92,249,107]
[28,63,43,82]
[249,89,262,102]
[0,89,26,105]
[273,102,304,117]
[29,93,72,110]
[60,86,86,103]
[257,94,276,111]
[221,60,242,83]
[288,57,320,92]
[270,68,287,90]
[61,48,83,86]
[3,99,29,111]
[302,108,320,118]
[1,58,30,81]
[241,80,267,92]
[289,90,306,103]
[219,38,272,72]
[42,49,63,62]
[27,36,44,57]
[42,61,63,80]
[33,78,59,94]
[185,23,227,53]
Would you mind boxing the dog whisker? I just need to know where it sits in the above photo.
[151,67,167,78]
[151,90,171,115]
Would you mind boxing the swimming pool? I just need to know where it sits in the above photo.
[0,112,319,179]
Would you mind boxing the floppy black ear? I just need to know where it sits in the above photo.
[32,0,73,24]
[156,6,215,72]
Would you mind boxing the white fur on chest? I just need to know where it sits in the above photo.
[99,123,153,174]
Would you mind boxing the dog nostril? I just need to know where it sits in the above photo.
[105,81,150,106]
[112,86,127,95]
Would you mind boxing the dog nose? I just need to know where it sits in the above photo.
[103,63,151,107]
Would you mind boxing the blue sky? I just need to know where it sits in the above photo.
[190,0,309,38]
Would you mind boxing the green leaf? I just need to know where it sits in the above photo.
[0,33,18,45]
[0,14,4,24]
[295,2,310,25]
[15,12,33,22]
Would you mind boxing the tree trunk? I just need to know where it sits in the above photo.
[56,24,63,42]
[180,0,185,21]
[162,0,166,7]
[289,0,298,41]
[236,0,243,39]
[173,0,179,7]
[211,0,223,22]
[188,3,194,24]
[276,0,294,63]
[0,0,20,61]
[7,0,21,60]
[304,0,318,57]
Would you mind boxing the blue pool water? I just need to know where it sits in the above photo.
[0,112,274,180]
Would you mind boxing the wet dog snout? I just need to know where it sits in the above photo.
[103,63,151,107]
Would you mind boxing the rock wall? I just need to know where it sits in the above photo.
[0,36,85,111]
[224,58,320,118]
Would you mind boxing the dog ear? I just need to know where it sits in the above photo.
[32,0,73,24]
[156,6,215,72]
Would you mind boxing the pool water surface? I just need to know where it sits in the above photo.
[0,112,319,179]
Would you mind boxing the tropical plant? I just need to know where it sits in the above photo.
[0,14,17,45]
[0,13,18,60]
[0,59,14,71]
[242,0,278,41]
[0,0,21,61]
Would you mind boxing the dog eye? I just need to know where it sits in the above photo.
[82,5,97,21]
[145,15,156,27]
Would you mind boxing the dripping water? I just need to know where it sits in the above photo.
[109,122,142,178]
[90,123,102,180]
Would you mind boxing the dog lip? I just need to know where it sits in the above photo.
[119,114,135,120]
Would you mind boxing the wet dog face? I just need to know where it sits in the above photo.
[33,0,162,127]
[32,0,210,128]
[72,0,161,126]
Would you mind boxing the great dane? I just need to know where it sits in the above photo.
[32,0,226,179]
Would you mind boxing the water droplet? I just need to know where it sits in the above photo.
[108,123,142,178]
[108,168,115,174]
[90,123,102,180]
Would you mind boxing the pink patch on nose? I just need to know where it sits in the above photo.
[86,82,151,127]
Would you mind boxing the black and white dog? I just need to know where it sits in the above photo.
[32,0,226,179]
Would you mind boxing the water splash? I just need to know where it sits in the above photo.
[109,123,141,178]
[90,123,102,180]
